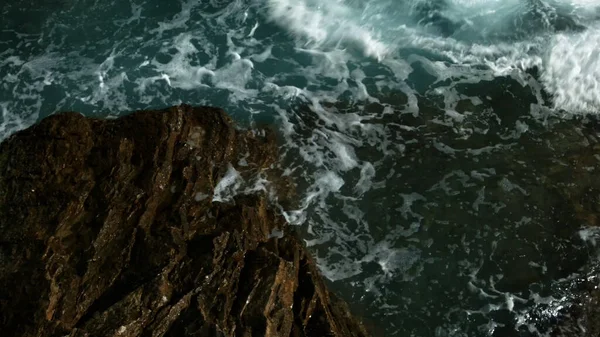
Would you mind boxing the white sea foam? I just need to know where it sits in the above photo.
[579,227,600,246]
[542,27,600,113]
[0,103,28,141]
[265,0,390,60]
[149,0,197,35]
[150,34,216,90]
[212,164,243,202]
[264,0,600,114]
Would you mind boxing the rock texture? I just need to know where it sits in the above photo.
[0,105,370,337]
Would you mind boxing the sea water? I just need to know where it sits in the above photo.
[2,0,600,335]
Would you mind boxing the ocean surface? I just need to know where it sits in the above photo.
[2,0,600,336]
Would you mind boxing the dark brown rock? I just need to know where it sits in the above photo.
[0,105,370,337]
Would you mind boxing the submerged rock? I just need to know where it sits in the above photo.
[0,105,370,337]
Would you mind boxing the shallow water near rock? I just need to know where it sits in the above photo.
[2,0,600,336]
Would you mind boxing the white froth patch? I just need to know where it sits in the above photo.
[579,227,600,246]
[316,171,344,195]
[361,243,421,279]
[266,0,390,59]
[147,32,258,101]
[567,0,600,10]
[242,175,270,195]
[397,193,426,220]
[498,177,527,195]
[354,163,375,195]
[150,0,196,35]
[151,34,216,90]
[263,82,303,101]
[0,56,25,67]
[249,45,273,63]
[330,140,358,171]
[316,255,363,282]
[0,102,30,141]
[542,28,600,113]
[212,164,243,203]
[213,57,257,99]
[283,170,345,226]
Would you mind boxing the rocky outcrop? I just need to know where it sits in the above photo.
[0,105,370,337]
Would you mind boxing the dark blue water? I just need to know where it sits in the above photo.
[2,0,600,336]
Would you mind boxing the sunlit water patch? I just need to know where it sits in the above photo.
[2,0,600,336]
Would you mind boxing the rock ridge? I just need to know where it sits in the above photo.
[0,105,370,337]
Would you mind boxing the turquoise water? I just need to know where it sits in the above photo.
[2,0,600,336]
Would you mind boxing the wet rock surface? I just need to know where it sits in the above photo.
[0,105,370,337]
